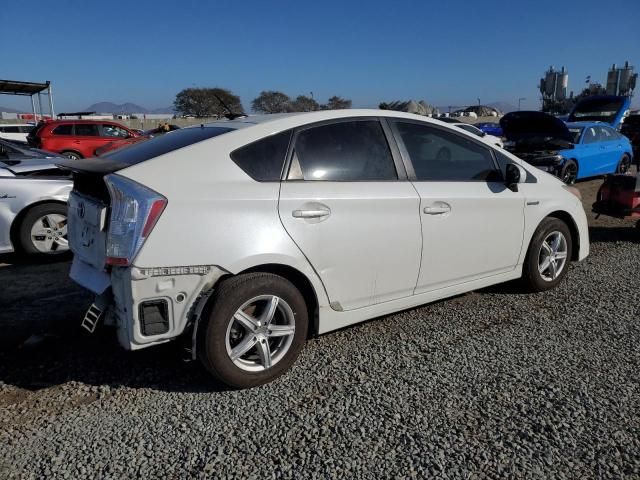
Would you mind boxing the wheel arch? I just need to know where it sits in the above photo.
[60,149,83,159]
[237,263,320,337]
[9,199,68,248]
[546,210,580,261]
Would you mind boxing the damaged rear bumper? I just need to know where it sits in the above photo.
[71,258,228,350]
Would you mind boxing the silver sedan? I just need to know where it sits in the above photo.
[0,142,71,256]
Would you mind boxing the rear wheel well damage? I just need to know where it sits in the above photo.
[187,263,320,360]
[239,264,319,338]
[546,210,580,261]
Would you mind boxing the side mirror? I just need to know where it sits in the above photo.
[505,163,521,192]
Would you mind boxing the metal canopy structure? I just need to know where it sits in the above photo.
[0,79,55,121]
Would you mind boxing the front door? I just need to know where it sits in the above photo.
[278,119,422,311]
[389,120,525,293]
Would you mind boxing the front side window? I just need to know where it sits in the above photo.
[582,127,598,144]
[52,124,73,135]
[393,121,499,182]
[1,126,20,133]
[101,124,130,138]
[231,130,291,181]
[74,124,99,136]
[290,120,396,181]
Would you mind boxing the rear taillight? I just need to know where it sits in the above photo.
[104,174,167,266]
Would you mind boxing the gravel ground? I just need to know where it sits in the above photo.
[0,178,639,479]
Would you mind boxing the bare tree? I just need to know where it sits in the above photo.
[322,96,352,110]
[289,95,320,112]
[251,91,291,114]
[174,87,242,117]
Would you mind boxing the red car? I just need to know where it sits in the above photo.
[27,120,142,159]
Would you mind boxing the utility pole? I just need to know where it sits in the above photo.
[518,97,526,111]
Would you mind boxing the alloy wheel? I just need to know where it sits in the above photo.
[30,214,68,253]
[225,295,296,372]
[538,231,568,282]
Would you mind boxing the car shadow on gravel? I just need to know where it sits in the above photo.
[0,328,231,394]
[0,258,230,394]
[589,225,640,244]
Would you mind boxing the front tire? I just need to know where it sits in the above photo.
[521,218,572,292]
[560,159,578,185]
[17,203,69,256]
[198,273,308,389]
[616,154,631,174]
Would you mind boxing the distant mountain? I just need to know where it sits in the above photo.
[83,102,174,114]
[0,105,26,113]
[487,102,518,113]
[149,106,175,114]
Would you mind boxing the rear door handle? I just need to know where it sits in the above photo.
[292,207,331,219]
[423,203,451,215]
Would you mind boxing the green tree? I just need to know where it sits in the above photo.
[322,96,352,110]
[251,91,291,113]
[289,95,320,112]
[173,87,242,117]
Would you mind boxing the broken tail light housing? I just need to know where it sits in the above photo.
[104,174,167,266]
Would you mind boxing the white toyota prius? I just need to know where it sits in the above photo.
[61,110,589,388]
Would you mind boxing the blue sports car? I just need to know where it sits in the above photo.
[501,96,633,184]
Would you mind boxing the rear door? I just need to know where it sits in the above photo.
[389,119,525,293]
[278,118,422,311]
[72,123,101,157]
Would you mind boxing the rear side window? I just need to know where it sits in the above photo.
[393,121,499,182]
[20,126,34,133]
[52,124,73,135]
[231,130,291,181]
[290,120,397,181]
[1,126,20,133]
[101,126,234,166]
[75,124,99,136]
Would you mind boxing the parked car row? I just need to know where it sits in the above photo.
[27,120,143,159]
[56,109,589,388]
[0,139,71,256]
[501,95,634,184]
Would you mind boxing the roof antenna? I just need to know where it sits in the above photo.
[214,94,247,120]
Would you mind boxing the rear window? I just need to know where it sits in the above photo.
[53,124,73,135]
[101,126,234,166]
[75,124,99,136]
[230,130,291,181]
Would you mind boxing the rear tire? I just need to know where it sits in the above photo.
[17,203,69,256]
[61,150,82,160]
[198,273,308,389]
[521,218,572,292]
[560,160,578,185]
[616,154,631,174]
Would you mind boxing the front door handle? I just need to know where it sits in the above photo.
[292,207,331,219]
[423,203,451,215]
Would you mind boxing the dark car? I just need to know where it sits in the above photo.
[27,120,143,160]
[0,138,65,162]
[621,115,640,164]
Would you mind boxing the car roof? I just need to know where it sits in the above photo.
[198,109,461,132]
[43,119,122,125]
[565,121,608,128]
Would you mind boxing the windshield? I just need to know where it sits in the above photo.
[100,126,234,166]
[569,97,625,123]
[568,128,583,143]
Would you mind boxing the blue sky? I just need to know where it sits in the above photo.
[1,0,639,112]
